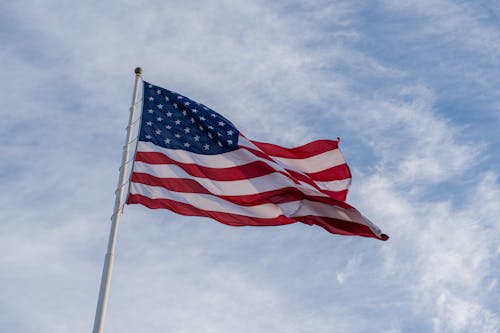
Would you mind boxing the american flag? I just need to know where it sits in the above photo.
[127,81,388,240]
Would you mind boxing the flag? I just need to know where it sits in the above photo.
[127,81,388,240]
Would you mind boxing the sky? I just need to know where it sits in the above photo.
[1,0,499,332]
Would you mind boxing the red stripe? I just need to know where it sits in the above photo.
[319,189,348,202]
[286,169,322,188]
[127,194,387,240]
[127,193,294,227]
[250,139,339,158]
[285,167,351,201]
[283,169,346,201]
[239,145,277,163]
[297,215,389,240]
[130,172,352,208]
[305,164,352,182]
[136,151,279,181]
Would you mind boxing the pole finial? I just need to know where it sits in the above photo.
[134,67,143,76]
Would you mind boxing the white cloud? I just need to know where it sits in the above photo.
[382,0,500,55]
[356,169,500,332]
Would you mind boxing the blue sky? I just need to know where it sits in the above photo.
[1,0,499,332]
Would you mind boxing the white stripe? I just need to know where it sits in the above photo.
[137,140,255,168]
[272,150,345,174]
[237,136,262,150]
[286,200,361,223]
[289,200,382,235]
[129,182,296,218]
[133,161,329,198]
[315,178,352,192]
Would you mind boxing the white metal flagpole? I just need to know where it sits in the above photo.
[92,67,143,333]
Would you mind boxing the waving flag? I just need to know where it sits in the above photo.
[127,81,388,240]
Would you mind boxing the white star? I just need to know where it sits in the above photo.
[191,108,198,113]
[155,129,162,135]
[211,113,217,118]
[177,96,183,99]
[145,135,152,139]
[165,96,169,101]
[208,133,213,139]
[217,141,222,147]
[199,116,206,121]
[184,142,190,147]
[157,104,163,109]
[166,112,172,117]
[147,109,154,114]
[164,138,171,144]
[208,125,214,130]
[175,133,181,138]
[157,117,163,122]
[218,121,225,127]
[204,144,210,150]
[227,139,233,145]
[173,103,178,109]
[156,89,161,94]
[184,127,191,133]
[227,130,234,136]
[148,84,152,88]
[166,125,172,129]
[184,101,190,106]
[194,135,200,141]
[190,118,195,123]
[146,121,153,126]
[182,110,187,116]
[199,126,204,131]
[175,119,181,125]
[217,132,222,137]
[148,97,154,101]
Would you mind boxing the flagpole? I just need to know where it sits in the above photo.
[92,67,143,333]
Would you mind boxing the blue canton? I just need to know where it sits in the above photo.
[139,81,240,155]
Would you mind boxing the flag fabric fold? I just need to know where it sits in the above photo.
[127,81,388,241]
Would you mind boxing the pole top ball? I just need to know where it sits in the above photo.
[134,67,143,75]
